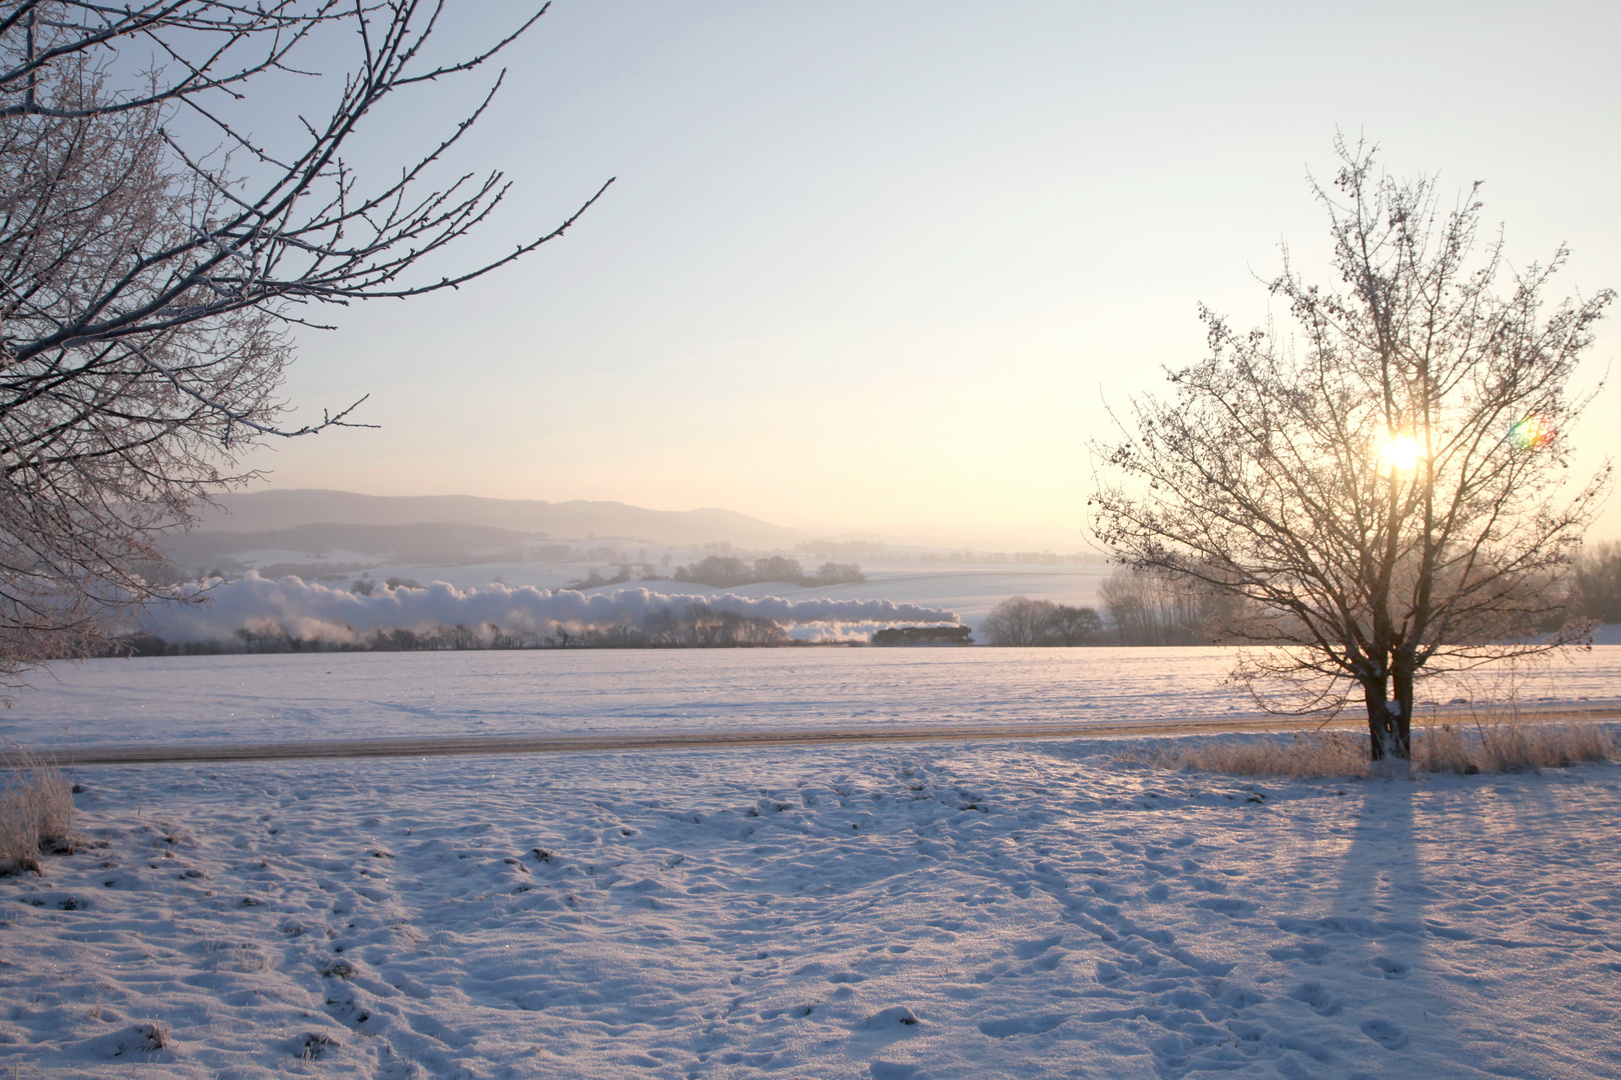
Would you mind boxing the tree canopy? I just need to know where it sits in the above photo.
[1091,138,1612,762]
[0,1,606,680]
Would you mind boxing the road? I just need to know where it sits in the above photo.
[44,706,1621,766]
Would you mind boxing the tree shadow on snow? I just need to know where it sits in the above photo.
[1274,781,1436,1062]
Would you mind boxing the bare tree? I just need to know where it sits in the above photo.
[0,1,609,680]
[673,556,751,588]
[980,595,1057,647]
[1098,565,1231,647]
[813,561,865,585]
[752,555,803,583]
[1576,540,1621,624]
[1049,603,1102,646]
[1091,138,1611,764]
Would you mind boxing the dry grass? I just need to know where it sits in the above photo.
[1126,730,1373,779]
[1129,716,1617,780]
[0,745,76,875]
[1415,717,1615,774]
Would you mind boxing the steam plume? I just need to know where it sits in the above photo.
[135,575,958,643]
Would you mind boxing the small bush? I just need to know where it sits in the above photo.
[0,746,76,875]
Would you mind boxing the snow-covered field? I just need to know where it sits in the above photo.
[5,741,1620,1078]
[4,651,1620,1077]
[8,647,1621,749]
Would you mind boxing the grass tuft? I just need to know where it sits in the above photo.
[1128,716,1617,780]
[133,1021,169,1052]
[0,744,76,875]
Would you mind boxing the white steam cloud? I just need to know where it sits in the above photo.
[136,575,958,644]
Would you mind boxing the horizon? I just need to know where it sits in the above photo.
[199,486,1106,552]
[202,485,1621,555]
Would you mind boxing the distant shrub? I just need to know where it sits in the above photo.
[753,556,804,583]
[870,625,973,646]
[642,603,787,646]
[981,596,1102,646]
[673,555,752,588]
[812,562,865,585]
[671,556,865,589]
[347,576,426,595]
[561,566,633,591]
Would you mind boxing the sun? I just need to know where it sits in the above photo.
[1380,434,1421,471]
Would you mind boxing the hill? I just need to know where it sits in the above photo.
[192,490,810,549]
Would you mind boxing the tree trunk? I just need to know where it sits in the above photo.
[1363,679,1395,761]
[1391,652,1416,760]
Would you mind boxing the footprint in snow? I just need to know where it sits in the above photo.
[870,1061,930,1080]
[1013,935,1062,959]
[1195,896,1258,915]
[1267,942,1331,964]
[1361,1018,1408,1049]
[977,1014,1067,1039]
[1290,982,1341,1016]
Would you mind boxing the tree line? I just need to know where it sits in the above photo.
[985,544,1621,648]
[113,599,808,655]
[979,566,1234,647]
[1576,541,1621,624]
[672,556,865,589]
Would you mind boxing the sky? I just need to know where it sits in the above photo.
[230,1,1621,550]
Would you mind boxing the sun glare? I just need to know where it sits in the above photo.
[1506,414,1554,450]
[1380,434,1421,471]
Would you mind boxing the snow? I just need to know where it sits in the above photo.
[4,743,1619,1078]
[6,647,1621,750]
[3,649,1620,1077]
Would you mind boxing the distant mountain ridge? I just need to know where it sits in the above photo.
[195,490,812,549]
[162,522,534,571]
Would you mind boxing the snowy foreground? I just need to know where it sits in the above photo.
[5,739,1620,1079]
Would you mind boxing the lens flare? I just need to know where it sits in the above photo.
[1380,434,1420,470]
[1506,415,1553,449]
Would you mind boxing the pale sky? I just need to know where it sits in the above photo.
[236,1,1621,550]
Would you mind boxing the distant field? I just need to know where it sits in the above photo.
[9,646,1619,751]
